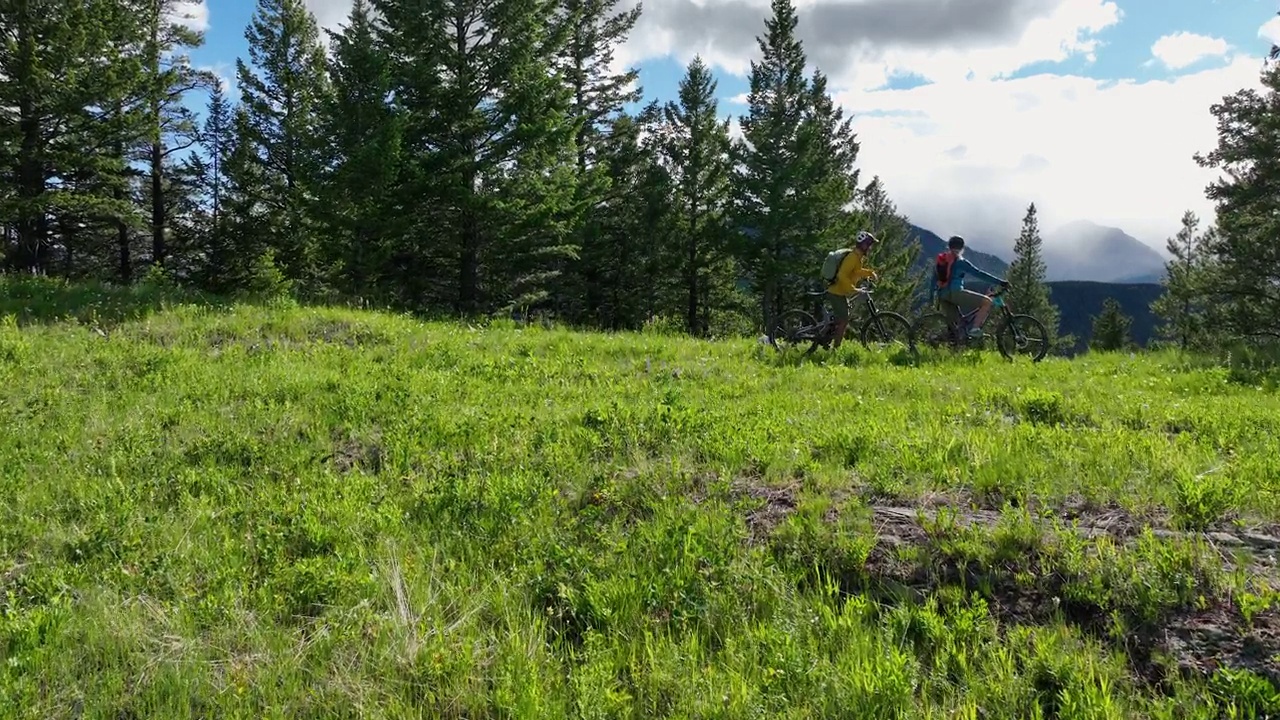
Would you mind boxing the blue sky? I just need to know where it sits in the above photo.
[186,0,1278,252]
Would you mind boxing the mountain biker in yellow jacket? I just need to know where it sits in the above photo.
[825,230,879,349]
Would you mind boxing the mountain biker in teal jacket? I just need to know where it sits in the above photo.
[934,235,1008,338]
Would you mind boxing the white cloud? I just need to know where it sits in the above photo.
[171,0,208,32]
[838,55,1264,255]
[305,0,353,32]
[1260,15,1280,46]
[839,0,1121,90]
[615,0,1121,92]
[1150,31,1229,70]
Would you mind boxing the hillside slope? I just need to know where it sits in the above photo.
[1048,280,1165,350]
[1,280,1277,716]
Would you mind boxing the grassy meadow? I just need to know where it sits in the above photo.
[1,276,1279,718]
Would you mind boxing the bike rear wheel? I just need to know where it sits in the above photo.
[860,311,913,350]
[995,314,1048,362]
[768,310,816,351]
[909,312,961,353]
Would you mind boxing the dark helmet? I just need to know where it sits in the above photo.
[855,230,878,249]
[947,235,965,250]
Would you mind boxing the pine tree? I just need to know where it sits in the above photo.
[1005,203,1062,348]
[90,0,153,282]
[556,0,642,164]
[634,99,680,323]
[372,0,578,315]
[218,105,277,289]
[1192,24,1280,342]
[184,85,239,289]
[656,57,734,336]
[733,0,858,330]
[231,0,332,288]
[733,0,815,328]
[590,111,666,329]
[795,69,860,254]
[363,0,447,308]
[135,0,216,268]
[160,154,208,279]
[553,0,643,320]
[1151,210,1216,350]
[0,0,147,274]
[319,0,403,299]
[1090,297,1132,351]
[474,0,580,314]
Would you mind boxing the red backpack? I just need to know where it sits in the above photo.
[934,252,956,288]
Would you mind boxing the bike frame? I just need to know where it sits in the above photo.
[769,278,916,357]
[911,283,1048,362]
[939,285,1012,335]
[810,285,881,334]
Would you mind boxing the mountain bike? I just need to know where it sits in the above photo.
[908,284,1049,362]
[767,281,913,355]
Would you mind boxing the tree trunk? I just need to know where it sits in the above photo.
[151,140,165,265]
[454,10,480,316]
[686,183,702,335]
[13,102,45,272]
[459,188,480,314]
[149,9,166,267]
[761,277,777,331]
[118,219,132,282]
[12,2,45,273]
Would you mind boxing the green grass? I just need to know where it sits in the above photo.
[2,276,1279,718]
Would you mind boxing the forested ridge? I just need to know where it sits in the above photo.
[2,0,1278,354]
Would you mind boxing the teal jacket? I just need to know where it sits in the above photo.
[937,256,1004,296]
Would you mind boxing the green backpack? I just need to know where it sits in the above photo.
[821,248,852,284]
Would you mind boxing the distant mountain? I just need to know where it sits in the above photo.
[905,224,1010,276]
[1044,221,1167,284]
[1047,281,1165,353]
[898,223,1166,353]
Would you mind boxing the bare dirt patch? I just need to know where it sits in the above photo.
[859,505,1280,688]
[739,488,1280,691]
[303,318,389,347]
[327,427,385,474]
[732,476,800,543]
[1160,605,1280,685]
[863,503,1280,561]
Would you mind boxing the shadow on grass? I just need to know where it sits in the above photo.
[755,343,861,368]
[752,341,992,370]
[0,273,232,328]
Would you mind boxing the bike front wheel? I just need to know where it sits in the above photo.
[768,310,816,351]
[860,311,913,350]
[995,314,1048,362]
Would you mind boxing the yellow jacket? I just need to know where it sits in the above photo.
[827,249,877,296]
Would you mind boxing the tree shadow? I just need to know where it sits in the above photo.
[0,273,233,329]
